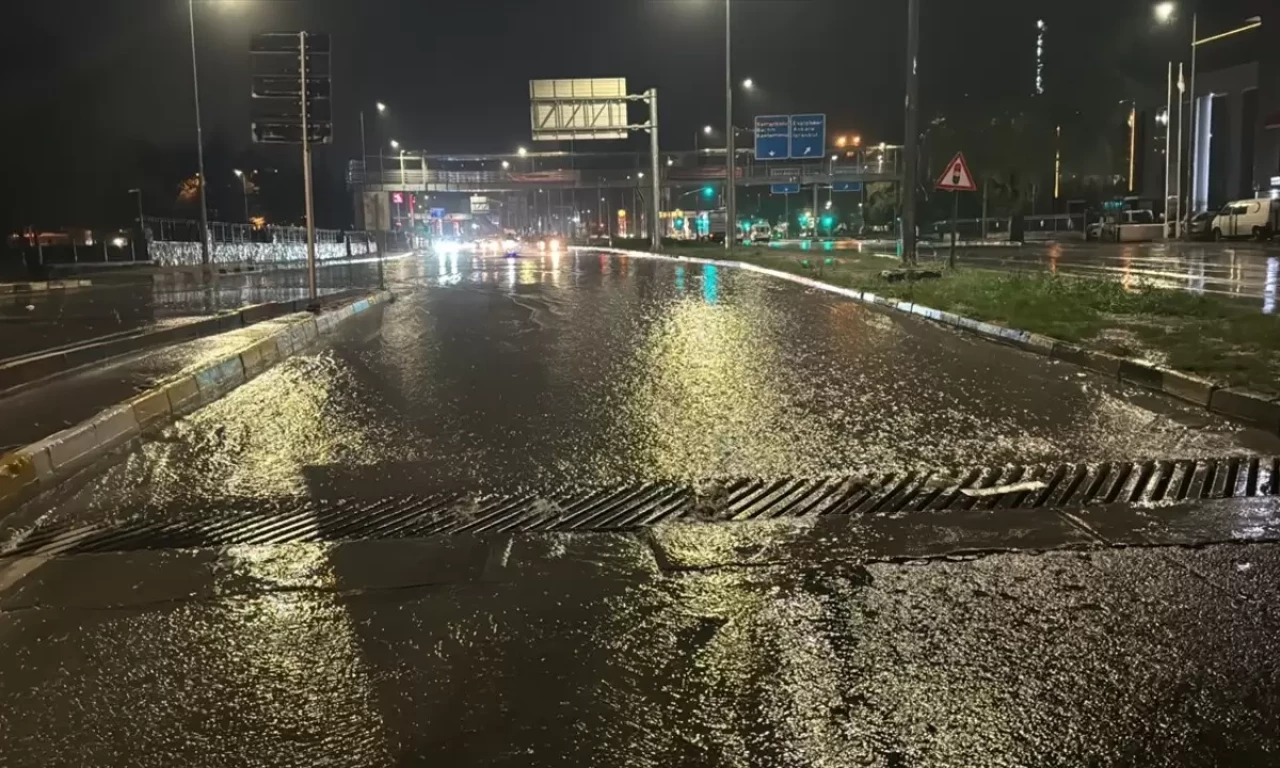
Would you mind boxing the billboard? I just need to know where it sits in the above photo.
[530,78,628,141]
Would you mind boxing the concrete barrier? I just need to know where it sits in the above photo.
[0,290,393,518]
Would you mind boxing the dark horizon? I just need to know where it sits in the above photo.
[0,0,1269,230]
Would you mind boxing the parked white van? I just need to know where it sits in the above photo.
[1210,198,1277,241]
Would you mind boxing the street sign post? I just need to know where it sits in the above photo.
[789,114,826,159]
[934,152,979,268]
[754,115,790,160]
[251,31,331,302]
[530,78,661,245]
[832,181,863,193]
[770,183,800,195]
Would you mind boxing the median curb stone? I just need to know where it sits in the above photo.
[582,247,1278,434]
[1210,388,1280,432]
[0,289,393,519]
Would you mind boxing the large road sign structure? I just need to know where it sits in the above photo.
[754,114,827,160]
[250,31,331,302]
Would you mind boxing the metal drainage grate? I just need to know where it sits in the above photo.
[4,457,1277,558]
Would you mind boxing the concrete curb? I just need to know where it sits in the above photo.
[575,246,1280,433]
[0,279,92,295]
[0,288,371,396]
[0,289,394,515]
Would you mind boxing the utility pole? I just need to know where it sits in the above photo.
[299,31,317,302]
[724,0,734,250]
[1187,13,1198,216]
[900,0,921,265]
[1164,62,1173,238]
[188,0,211,266]
[1175,63,1185,238]
[649,88,662,246]
[129,188,145,262]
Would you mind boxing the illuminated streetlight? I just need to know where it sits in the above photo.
[1154,1,1175,23]
[389,139,400,149]
[517,146,528,156]
[502,160,510,169]
[667,157,674,166]
[703,125,713,135]
[742,78,754,89]
[232,169,250,224]
[376,101,387,113]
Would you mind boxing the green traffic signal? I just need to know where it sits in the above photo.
[821,215,834,228]
[702,187,715,198]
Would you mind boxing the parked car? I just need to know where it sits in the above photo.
[749,222,772,243]
[1184,211,1216,240]
[1209,198,1276,241]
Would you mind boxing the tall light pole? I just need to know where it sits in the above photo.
[188,0,210,265]
[1188,13,1262,215]
[390,140,404,228]
[724,0,734,250]
[128,188,145,261]
[901,0,921,265]
[233,169,250,224]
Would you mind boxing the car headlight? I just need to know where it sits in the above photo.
[548,238,561,251]
[503,239,517,252]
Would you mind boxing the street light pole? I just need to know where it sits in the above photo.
[724,0,734,251]
[1187,12,1199,215]
[234,170,250,224]
[900,0,921,265]
[1176,62,1186,238]
[129,188,145,262]
[188,0,211,266]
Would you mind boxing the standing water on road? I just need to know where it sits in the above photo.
[31,250,1276,527]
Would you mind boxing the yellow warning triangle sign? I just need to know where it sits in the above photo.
[935,152,978,192]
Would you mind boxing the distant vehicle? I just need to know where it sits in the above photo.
[1210,198,1276,241]
[1088,209,1158,242]
[1184,211,1216,241]
[749,222,772,243]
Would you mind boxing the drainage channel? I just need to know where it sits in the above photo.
[3,456,1277,558]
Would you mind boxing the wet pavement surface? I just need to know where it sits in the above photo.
[15,249,1278,533]
[0,257,402,362]
[5,249,1280,765]
[2,514,1280,766]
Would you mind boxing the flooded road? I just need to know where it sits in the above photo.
[5,249,1280,765]
[24,249,1277,529]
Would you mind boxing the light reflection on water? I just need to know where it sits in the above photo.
[1266,257,1278,315]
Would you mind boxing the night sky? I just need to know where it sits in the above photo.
[0,0,1268,229]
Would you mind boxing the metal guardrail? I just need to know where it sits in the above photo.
[141,217,372,246]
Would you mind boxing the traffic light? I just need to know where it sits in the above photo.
[820,215,834,229]
[702,186,715,199]
[674,217,685,229]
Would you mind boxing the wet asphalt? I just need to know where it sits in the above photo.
[21,248,1279,531]
[0,258,400,362]
[2,519,1280,766]
[5,249,1280,765]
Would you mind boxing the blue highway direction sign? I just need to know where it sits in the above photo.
[789,114,826,159]
[754,115,790,160]
[831,181,863,192]
[770,183,801,194]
